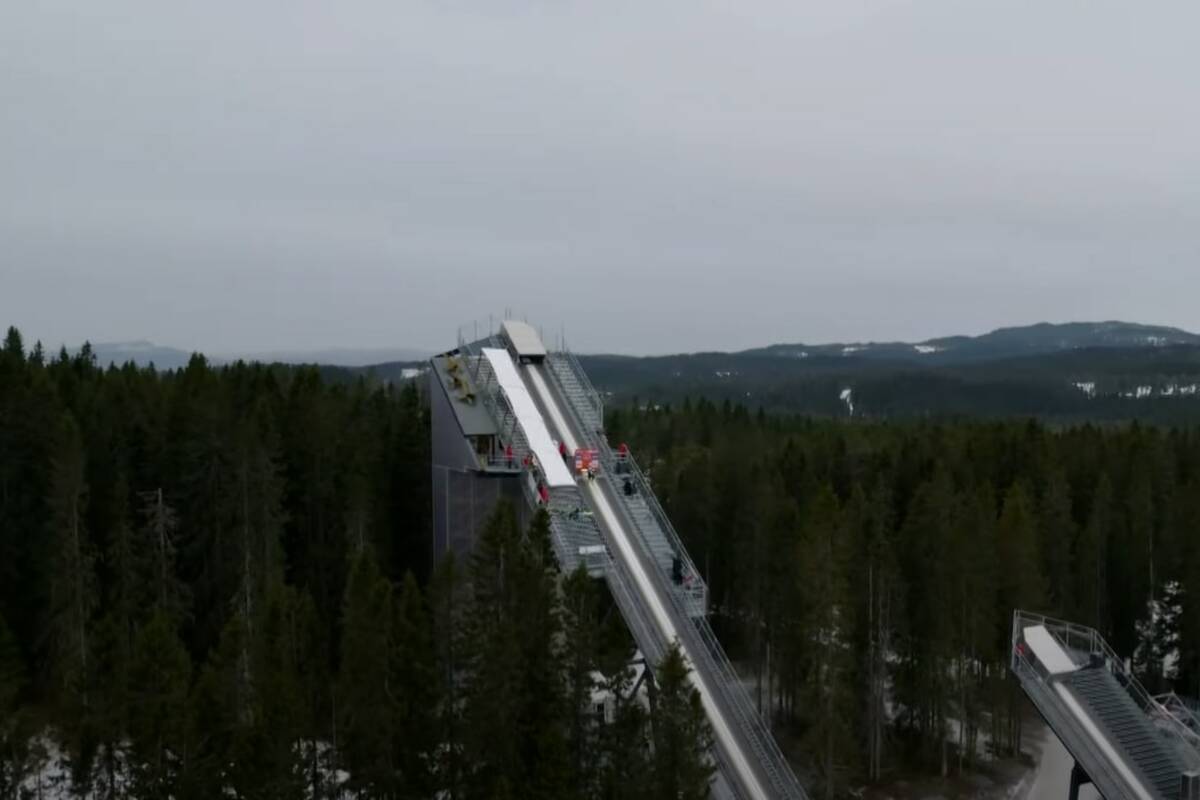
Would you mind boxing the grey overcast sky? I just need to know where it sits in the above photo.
[3,1,1199,355]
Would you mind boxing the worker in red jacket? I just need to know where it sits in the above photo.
[538,482,550,505]
[505,444,514,468]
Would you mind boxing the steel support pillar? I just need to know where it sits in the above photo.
[1068,760,1092,800]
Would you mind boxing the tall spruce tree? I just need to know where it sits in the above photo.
[45,414,99,789]
[596,661,652,800]
[561,565,601,798]
[127,610,191,798]
[796,484,855,797]
[429,553,468,798]
[650,643,715,800]
[462,504,569,799]
[0,612,29,799]
[1075,474,1112,631]
[390,572,438,798]
[337,547,395,796]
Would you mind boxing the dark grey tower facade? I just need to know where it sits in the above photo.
[429,348,531,566]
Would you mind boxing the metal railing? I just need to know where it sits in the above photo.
[595,440,708,616]
[557,348,604,432]
[546,352,707,615]
[1155,693,1200,746]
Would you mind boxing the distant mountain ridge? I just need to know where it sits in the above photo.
[571,321,1200,424]
[82,341,432,370]
[742,321,1200,365]
[86,341,200,371]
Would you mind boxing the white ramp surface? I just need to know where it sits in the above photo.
[524,364,771,800]
[1024,625,1079,676]
[483,348,574,488]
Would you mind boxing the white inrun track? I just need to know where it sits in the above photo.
[525,363,770,800]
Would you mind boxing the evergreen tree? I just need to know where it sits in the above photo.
[92,476,138,799]
[795,484,855,797]
[0,613,29,799]
[462,505,569,799]
[896,470,956,765]
[249,582,312,799]
[1038,470,1075,614]
[138,487,187,624]
[951,483,998,772]
[429,554,468,798]
[337,548,395,796]
[650,644,715,800]
[1075,474,1113,631]
[183,612,249,799]
[512,510,569,799]
[127,610,191,798]
[561,566,601,798]
[845,481,898,782]
[461,503,524,797]
[596,661,651,800]
[2,328,23,362]
[994,482,1045,755]
[390,572,438,799]
[45,414,99,789]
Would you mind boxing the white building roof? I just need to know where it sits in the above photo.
[483,347,574,488]
[1024,625,1079,676]
[501,320,547,358]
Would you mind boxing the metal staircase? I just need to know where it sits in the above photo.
[547,351,604,435]
[547,351,708,618]
[1067,668,1184,798]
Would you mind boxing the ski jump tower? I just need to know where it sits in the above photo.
[430,320,807,800]
[1012,611,1200,799]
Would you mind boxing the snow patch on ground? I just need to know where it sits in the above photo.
[840,388,855,416]
[400,367,426,380]
[1164,384,1200,397]
[842,346,863,355]
[914,345,941,354]
[1073,382,1200,400]
[19,736,73,800]
[18,734,352,800]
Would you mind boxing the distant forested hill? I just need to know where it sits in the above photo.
[576,323,1200,423]
[741,320,1200,364]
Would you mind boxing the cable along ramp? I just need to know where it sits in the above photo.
[458,328,807,800]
